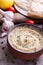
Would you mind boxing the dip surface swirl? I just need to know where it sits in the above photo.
[8,26,43,53]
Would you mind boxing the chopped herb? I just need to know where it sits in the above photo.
[24,39,27,42]
[34,39,36,41]
[34,48,36,51]
[17,36,20,38]
[39,38,40,40]
[17,39,19,41]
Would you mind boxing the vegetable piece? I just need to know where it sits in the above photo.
[0,0,14,10]
[0,14,3,24]
[0,9,14,21]
[26,20,35,24]
[13,13,28,23]
[6,7,15,13]
[2,18,14,33]
[0,32,7,38]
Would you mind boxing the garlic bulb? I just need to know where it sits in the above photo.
[4,11,14,21]
[0,9,14,21]
[2,18,14,32]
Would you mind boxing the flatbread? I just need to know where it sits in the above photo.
[14,0,43,18]
[28,1,43,18]
[14,0,32,11]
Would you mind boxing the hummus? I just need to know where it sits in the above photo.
[8,26,43,53]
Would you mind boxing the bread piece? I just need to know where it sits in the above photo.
[27,2,43,18]
[14,0,31,11]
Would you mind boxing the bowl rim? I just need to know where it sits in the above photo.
[7,23,43,54]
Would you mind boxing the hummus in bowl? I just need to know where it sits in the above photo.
[8,24,43,53]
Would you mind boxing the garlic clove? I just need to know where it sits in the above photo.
[0,32,7,38]
[4,11,14,21]
[0,9,14,21]
[0,9,5,15]
[2,18,14,32]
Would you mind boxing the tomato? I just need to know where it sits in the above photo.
[6,7,15,13]
[26,20,35,24]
